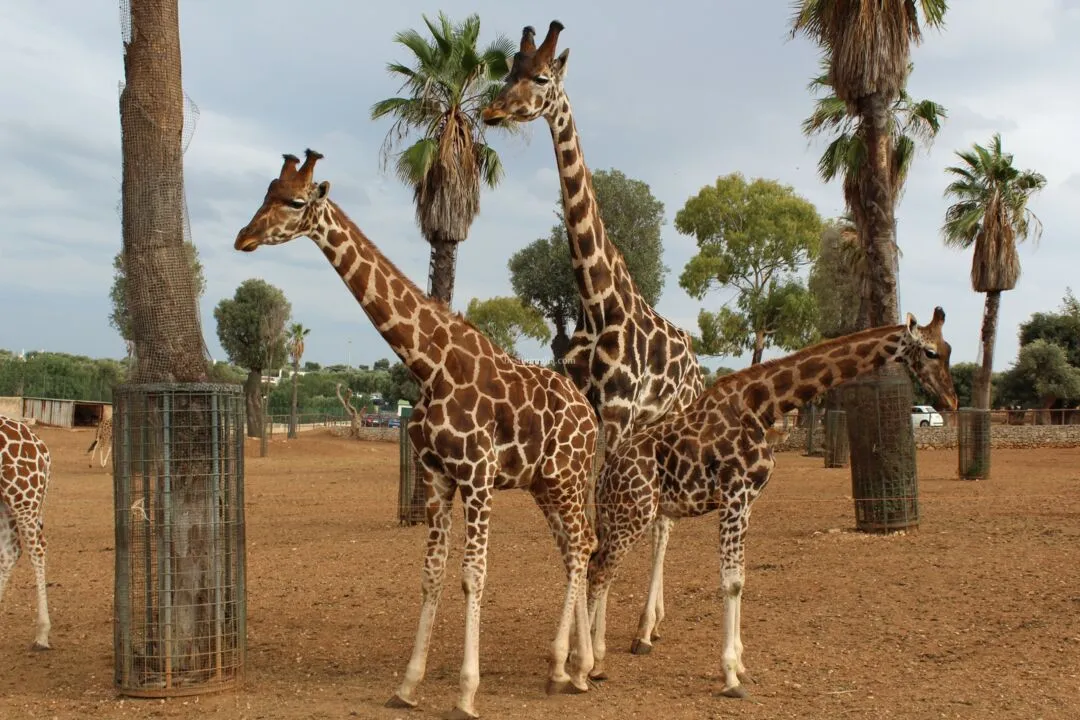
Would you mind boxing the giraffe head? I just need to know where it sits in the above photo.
[482,21,569,127]
[900,306,958,410]
[234,149,330,252]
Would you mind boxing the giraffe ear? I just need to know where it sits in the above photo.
[314,180,330,201]
[552,48,570,80]
[905,312,919,335]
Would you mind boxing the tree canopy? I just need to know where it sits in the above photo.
[675,173,823,363]
[214,279,291,373]
[465,296,552,358]
[509,227,579,361]
[808,218,863,338]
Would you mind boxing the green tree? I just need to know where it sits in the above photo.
[386,362,421,406]
[808,218,863,339]
[998,340,1080,409]
[465,296,552,357]
[109,242,206,347]
[510,168,670,364]
[373,358,391,372]
[942,133,1047,410]
[214,279,292,437]
[792,0,946,327]
[371,13,514,306]
[286,323,311,439]
[676,173,823,364]
[1018,290,1080,368]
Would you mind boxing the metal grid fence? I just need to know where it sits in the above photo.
[113,383,246,696]
[824,409,849,468]
[957,407,992,480]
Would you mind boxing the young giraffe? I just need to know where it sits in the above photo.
[86,416,113,468]
[0,415,52,650]
[483,20,704,655]
[587,309,959,692]
[234,150,599,720]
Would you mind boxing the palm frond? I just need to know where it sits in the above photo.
[394,138,439,187]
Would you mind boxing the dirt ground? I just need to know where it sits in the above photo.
[2,427,1078,720]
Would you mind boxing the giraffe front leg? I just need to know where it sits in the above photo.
[447,483,493,720]
[386,470,455,711]
[632,515,674,654]
[0,509,19,607]
[717,508,751,699]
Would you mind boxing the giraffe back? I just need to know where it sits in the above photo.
[0,415,50,517]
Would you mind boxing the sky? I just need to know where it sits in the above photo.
[1,0,1077,373]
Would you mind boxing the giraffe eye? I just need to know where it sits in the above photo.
[286,199,306,209]
[533,74,551,85]
[924,348,939,360]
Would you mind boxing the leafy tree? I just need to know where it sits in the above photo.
[286,323,311,439]
[792,0,946,327]
[676,173,823,364]
[510,168,669,363]
[386,362,421,406]
[808,218,863,338]
[465,296,552,357]
[373,358,391,372]
[214,279,292,437]
[303,361,322,372]
[109,242,205,346]
[1018,290,1080,368]
[371,13,515,306]
[942,132,1047,410]
[998,340,1080,409]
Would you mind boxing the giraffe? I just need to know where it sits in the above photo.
[0,415,52,650]
[234,150,599,720]
[86,415,113,468]
[482,20,705,655]
[586,308,959,692]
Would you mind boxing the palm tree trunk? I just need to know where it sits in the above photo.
[427,234,458,306]
[551,317,571,368]
[244,369,263,438]
[859,92,900,327]
[288,362,299,439]
[973,291,1001,410]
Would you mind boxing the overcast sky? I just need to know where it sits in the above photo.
[1,1,1076,373]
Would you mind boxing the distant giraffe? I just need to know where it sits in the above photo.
[483,21,704,654]
[587,309,959,692]
[234,149,599,720]
[0,415,52,650]
[86,416,113,468]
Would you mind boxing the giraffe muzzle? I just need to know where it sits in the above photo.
[481,106,507,126]
[234,236,259,252]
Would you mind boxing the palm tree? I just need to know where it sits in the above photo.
[286,323,311,439]
[371,13,515,306]
[942,133,1047,409]
[803,61,944,326]
[792,0,946,326]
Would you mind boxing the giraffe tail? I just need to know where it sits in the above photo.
[86,439,98,453]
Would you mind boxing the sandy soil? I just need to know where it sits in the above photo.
[2,426,1078,720]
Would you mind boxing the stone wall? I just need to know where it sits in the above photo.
[772,424,1080,453]
[332,425,399,443]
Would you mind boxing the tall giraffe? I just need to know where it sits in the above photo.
[587,308,959,692]
[234,150,599,720]
[482,20,704,654]
[0,415,52,650]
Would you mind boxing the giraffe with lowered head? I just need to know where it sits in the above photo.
[233,150,599,720]
[0,415,52,650]
[587,308,959,693]
[482,20,704,657]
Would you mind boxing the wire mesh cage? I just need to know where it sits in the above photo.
[957,407,991,480]
[838,372,920,533]
[113,383,247,697]
[397,408,425,526]
[824,409,849,468]
[802,405,825,456]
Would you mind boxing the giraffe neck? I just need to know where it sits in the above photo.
[546,93,632,327]
[709,325,912,426]
[308,201,489,387]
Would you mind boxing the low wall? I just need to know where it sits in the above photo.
[332,425,400,443]
[0,396,22,419]
[772,424,1080,453]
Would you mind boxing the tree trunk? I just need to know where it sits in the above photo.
[120,0,207,384]
[244,369,263,438]
[551,317,570,367]
[751,332,766,365]
[973,291,1001,410]
[288,363,299,439]
[858,92,900,328]
[427,235,458,306]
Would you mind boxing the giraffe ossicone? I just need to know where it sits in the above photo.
[483,20,706,662]
[587,308,959,697]
[0,415,52,651]
[234,149,600,719]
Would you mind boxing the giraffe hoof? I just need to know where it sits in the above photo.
[629,638,652,655]
[444,706,479,720]
[563,679,590,695]
[737,670,756,685]
[30,642,51,652]
[720,684,750,699]
[384,693,417,710]
[588,669,608,682]
[650,631,661,642]
[546,678,569,696]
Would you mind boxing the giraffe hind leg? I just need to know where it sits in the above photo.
[0,507,19,606]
